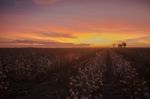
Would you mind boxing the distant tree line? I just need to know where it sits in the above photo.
[113,42,127,48]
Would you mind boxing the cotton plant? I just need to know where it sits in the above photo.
[110,51,150,99]
[0,59,10,94]
[68,51,107,99]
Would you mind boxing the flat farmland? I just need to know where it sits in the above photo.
[0,48,150,99]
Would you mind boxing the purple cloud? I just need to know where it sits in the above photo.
[36,32,77,38]
[0,39,90,48]
[32,0,60,5]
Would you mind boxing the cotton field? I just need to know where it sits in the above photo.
[0,48,149,99]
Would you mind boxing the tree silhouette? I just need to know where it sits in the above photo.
[112,44,116,48]
[118,44,122,48]
[122,42,127,48]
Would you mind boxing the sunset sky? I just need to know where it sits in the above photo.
[0,0,150,48]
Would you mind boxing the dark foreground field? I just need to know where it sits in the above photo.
[0,48,150,99]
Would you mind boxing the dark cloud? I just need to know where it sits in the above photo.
[0,39,90,48]
[0,0,15,11]
[125,36,150,42]
[36,32,77,38]
[0,39,37,44]
[32,0,60,5]
[0,0,15,7]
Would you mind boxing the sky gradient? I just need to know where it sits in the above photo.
[0,0,150,47]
